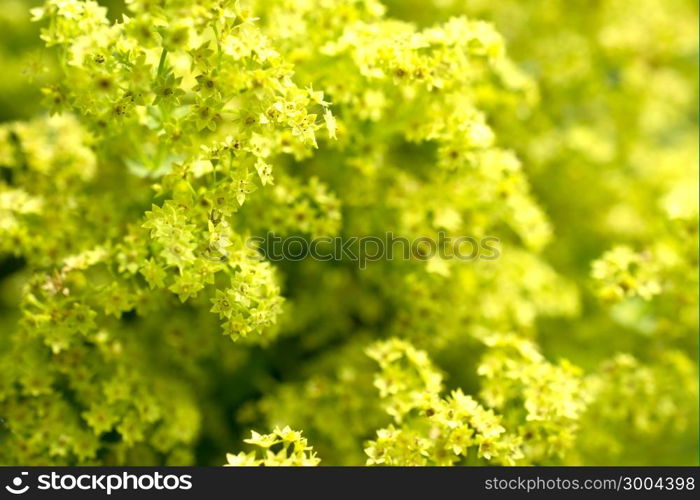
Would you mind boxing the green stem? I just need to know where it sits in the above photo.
[156,48,169,78]
[212,25,223,69]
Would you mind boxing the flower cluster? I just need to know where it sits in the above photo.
[0,0,696,466]
[225,427,320,466]
[477,334,587,462]
[365,339,523,466]
[592,246,662,302]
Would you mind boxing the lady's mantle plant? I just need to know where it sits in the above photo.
[0,0,696,466]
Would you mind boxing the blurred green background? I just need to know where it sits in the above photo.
[0,0,697,465]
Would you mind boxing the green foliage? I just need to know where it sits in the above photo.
[0,0,697,466]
